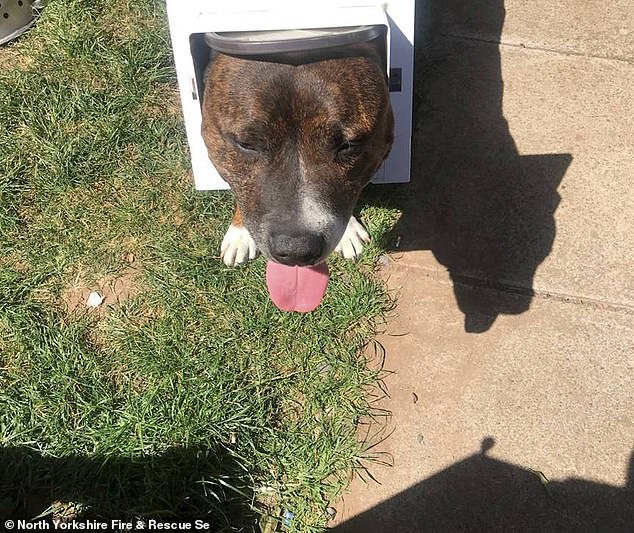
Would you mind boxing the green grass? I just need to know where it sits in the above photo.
[0,1,400,530]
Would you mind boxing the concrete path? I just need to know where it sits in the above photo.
[332,1,634,531]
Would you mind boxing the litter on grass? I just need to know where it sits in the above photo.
[86,291,104,308]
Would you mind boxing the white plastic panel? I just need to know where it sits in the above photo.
[167,0,414,190]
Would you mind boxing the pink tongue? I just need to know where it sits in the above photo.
[266,261,330,313]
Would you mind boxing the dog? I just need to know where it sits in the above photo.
[201,37,394,265]
[200,38,394,310]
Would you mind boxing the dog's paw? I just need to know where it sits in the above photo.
[334,216,370,260]
[221,224,258,266]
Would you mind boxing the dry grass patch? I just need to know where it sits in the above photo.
[0,44,32,71]
[62,265,142,315]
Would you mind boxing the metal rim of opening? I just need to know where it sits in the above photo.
[204,25,384,56]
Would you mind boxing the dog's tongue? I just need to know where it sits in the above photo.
[266,261,329,313]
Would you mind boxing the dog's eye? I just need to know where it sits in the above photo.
[234,139,258,154]
[335,138,363,160]
[227,135,260,155]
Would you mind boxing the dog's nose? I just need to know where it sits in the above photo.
[269,231,325,266]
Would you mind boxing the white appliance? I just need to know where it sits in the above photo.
[166,0,415,190]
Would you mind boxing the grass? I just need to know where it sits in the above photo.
[0,0,401,530]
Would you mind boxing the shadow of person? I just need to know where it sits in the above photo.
[361,0,572,333]
[333,438,634,533]
[0,445,257,527]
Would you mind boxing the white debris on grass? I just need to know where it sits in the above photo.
[256,485,278,494]
[86,291,104,308]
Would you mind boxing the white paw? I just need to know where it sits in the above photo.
[334,216,370,260]
[220,224,258,266]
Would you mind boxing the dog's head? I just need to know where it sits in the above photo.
[202,43,394,266]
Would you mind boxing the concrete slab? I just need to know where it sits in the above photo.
[430,0,634,62]
[369,35,634,331]
[331,269,634,532]
[499,45,634,305]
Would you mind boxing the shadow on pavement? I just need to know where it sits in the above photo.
[361,0,572,332]
[333,438,634,533]
[0,445,256,527]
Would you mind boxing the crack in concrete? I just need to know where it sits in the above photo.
[388,263,634,315]
[441,32,634,66]
[451,274,634,315]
